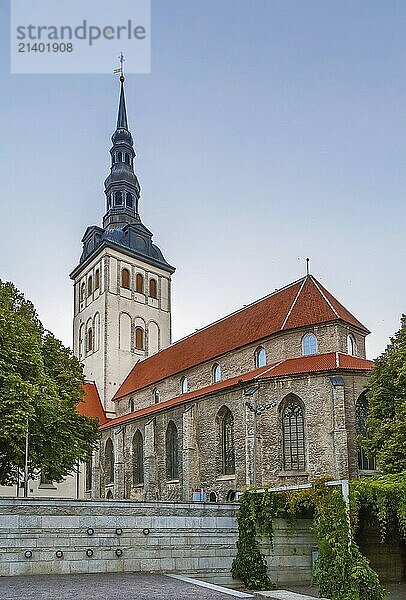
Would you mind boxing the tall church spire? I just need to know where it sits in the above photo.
[103,71,141,229]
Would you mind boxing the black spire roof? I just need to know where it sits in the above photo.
[71,76,175,279]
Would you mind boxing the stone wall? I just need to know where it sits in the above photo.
[0,499,238,583]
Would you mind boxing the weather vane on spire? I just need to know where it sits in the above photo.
[113,52,125,82]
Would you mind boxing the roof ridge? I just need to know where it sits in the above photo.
[146,276,306,352]
[310,275,340,319]
[280,276,307,330]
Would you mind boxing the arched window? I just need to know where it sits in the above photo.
[218,407,235,475]
[302,333,317,356]
[212,363,222,383]
[106,490,113,500]
[136,273,144,293]
[87,276,93,297]
[126,192,133,208]
[85,457,92,491]
[132,430,144,485]
[356,393,376,471]
[153,388,160,404]
[115,191,123,206]
[209,492,218,502]
[180,377,189,394]
[94,269,100,290]
[87,328,93,352]
[117,151,122,162]
[125,153,130,164]
[166,421,179,480]
[149,278,158,299]
[135,327,144,350]
[129,398,135,412]
[80,282,86,302]
[347,334,356,356]
[254,346,267,368]
[282,397,305,471]
[121,268,130,289]
[105,438,114,484]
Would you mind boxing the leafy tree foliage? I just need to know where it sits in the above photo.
[0,280,99,486]
[365,315,406,473]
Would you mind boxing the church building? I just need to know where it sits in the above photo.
[73,77,375,502]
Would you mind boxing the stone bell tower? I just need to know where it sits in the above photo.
[70,74,175,416]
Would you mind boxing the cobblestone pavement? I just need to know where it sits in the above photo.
[0,573,249,600]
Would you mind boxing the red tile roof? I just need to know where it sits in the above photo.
[114,275,369,400]
[77,382,109,425]
[102,353,373,430]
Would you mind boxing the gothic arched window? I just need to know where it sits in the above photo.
[180,377,189,394]
[87,328,93,352]
[254,346,266,368]
[136,273,144,293]
[121,268,130,289]
[105,438,114,484]
[85,457,92,491]
[212,363,222,383]
[115,191,123,206]
[87,276,93,297]
[153,388,160,404]
[117,151,122,162]
[135,327,144,350]
[282,397,306,471]
[149,278,158,299]
[126,192,133,208]
[347,334,356,356]
[94,269,100,290]
[218,407,235,475]
[125,153,130,164]
[129,398,135,412]
[132,430,144,485]
[166,421,179,480]
[302,333,317,356]
[356,393,376,471]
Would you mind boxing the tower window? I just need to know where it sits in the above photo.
[87,328,93,352]
[80,283,86,302]
[149,278,158,299]
[115,191,123,206]
[126,192,133,208]
[254,346,266,368]
[132,430,144,485]
[125,153,130,164]
[117,151,122,162]
[87,276,93,297]
[136,273,144,293]
[180,377,189,394]
[135,327,144,350]
[121,268,130,289]
[212,363,222,383]
[347,334,356,356]
[302,333,317,356]
[166,421,179,480]
[94,269,100,290]
[282,397,306,471]
[112,154,116,165]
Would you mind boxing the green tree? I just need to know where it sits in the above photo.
[0,280,99,486]
[365,315,406,473]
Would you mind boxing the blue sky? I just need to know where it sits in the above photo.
[0,0,405,358]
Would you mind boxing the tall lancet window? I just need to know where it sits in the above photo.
[166,421,179,480]
[132,430,144,485]
[218,407,235,475]
[105,438,114,484]
[282,396,306,471]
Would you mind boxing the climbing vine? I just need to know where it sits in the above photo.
[232,473,406,598]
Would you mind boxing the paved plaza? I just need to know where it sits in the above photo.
[0,573,252,600]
